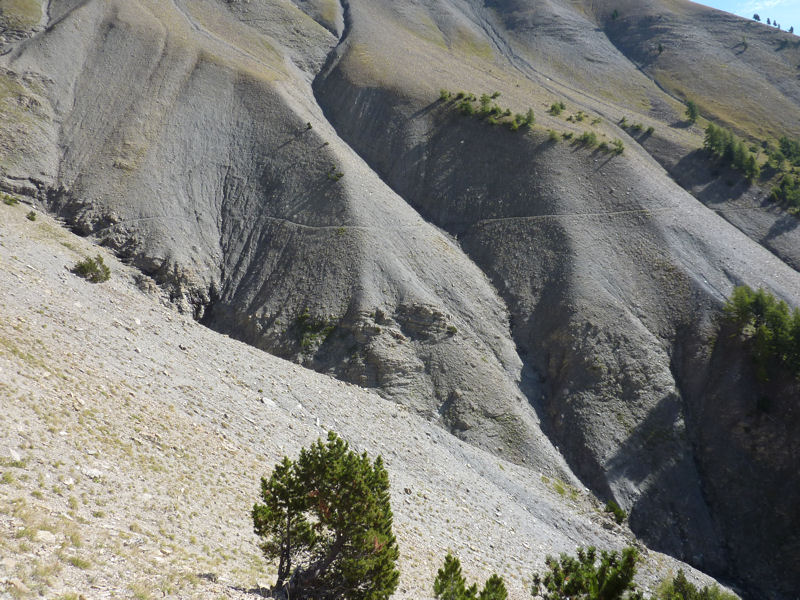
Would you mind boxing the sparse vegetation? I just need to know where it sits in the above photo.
[703,124,760,181]
[442,90,533,132]
[2,192,19,205]
[604,500,627,524]
[252,431,399,600]
[723,285,800,381]
[653,569,738,600]
[295,307,336,351]
[72,255,111,283]
[328,167,344,181]
[770,173,800,209]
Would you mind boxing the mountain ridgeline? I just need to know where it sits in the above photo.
[1,0,799,597]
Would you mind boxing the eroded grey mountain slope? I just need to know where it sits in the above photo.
[1,0,799,597]
[0,0,574,478]
[312,0,800,595]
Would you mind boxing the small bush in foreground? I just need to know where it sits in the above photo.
[531,546,642,600]
[434,553,507,600]
[72,255,110,283]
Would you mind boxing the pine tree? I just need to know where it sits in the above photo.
[685,100,699,124]
[253,432,399,600]
[524,108,535,127]
[435,554,470,600]
[744,154,760,181]
[479,575,509,600]
[435,554,507,600]
[531,546,643,600]
[479,93,492,115]
[252,457,315,588]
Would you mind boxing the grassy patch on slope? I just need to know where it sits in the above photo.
[0,0,42,30]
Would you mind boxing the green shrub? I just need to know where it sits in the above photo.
[295,308,336,350]
[611,139,625,155]
[524,108,535,127]
[604,500,627,523]
[434,553,507,600]
[685,100,699,123]
[577,131,598,147]
[479,94,492,115]
[653,569,738,600]
[704,124,760,181]
[1,192,18,205]
[548,129,559,141]
[327,167,344,181]
[252,432,399,600]
[458,100,475,115]
[778,135,800,166]
[531,546,642,600]
[771,174,800,208]
[440,89,452,101]
[26,210,36,221]
[72,255,110,283]
[549,102,566,116]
